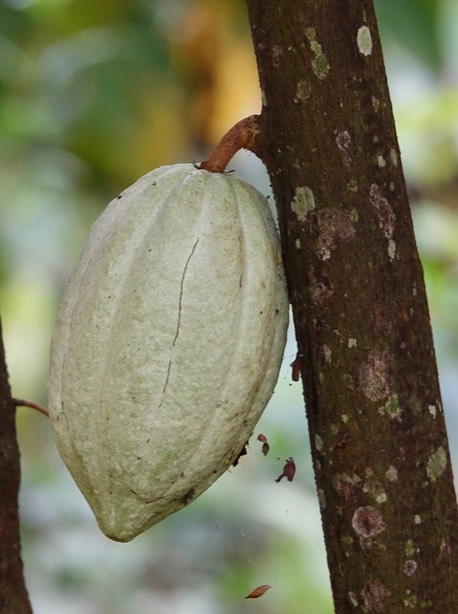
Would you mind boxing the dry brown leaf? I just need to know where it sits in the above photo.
[245,584,272,599]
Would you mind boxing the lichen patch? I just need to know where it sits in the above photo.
[369,183,396,240]
[352,506,386,539]
[291,186,315,220]
[348,180,359,194]
[359,349,391,401]
[363,475,387,503]
[373,304,393,336]
[382,393,402,420]
[306,27,330,79]
[385,465,398,482]
[361,579,391,612]
[336,130,352,166]
[315,207,356,260]
[427,446,447,481]
[371,95,381,112]
[294,79,311,102]
[312,49,330,79]
[348,591,359,607]
[333,473,361,500]
[388,239,396,261]
[336,130,351,150]
[318,488,327,509]
[308,267,334,304]
[315,433,324,452]
[404,560,417,576]
[357,25,373,56]
[404,539,416,557]
[321,343,332,364]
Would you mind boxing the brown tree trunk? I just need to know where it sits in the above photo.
[0,319,32,613]
[246,0,458,611]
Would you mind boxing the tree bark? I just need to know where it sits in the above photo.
[0,318,32,613]
[246,1,458,611]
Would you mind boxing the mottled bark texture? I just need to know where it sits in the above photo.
[246,1,458,611]
[0,319,32,613]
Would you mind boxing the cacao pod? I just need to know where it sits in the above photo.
[48,163,288,542]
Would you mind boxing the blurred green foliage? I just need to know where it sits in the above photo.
[1,1,458,613]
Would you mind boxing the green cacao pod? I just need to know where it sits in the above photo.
[48,163,288,542]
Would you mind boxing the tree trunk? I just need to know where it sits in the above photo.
[0,319,32,612]
[246,0,458,611]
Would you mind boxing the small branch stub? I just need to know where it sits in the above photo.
[200,114,261,173]
[14,398,49,417]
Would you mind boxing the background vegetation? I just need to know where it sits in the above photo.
[1,0,457,612]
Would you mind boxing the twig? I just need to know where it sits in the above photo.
[13,398,49,417]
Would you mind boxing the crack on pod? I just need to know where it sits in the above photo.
[172,238,200,348]
[160,238,200,404]
[129,487,164,505]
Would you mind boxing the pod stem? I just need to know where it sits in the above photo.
[13,398,49,418]
[199,114,262,173]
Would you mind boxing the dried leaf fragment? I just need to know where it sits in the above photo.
[290,353,303,381]
[245,584,272,599]
[275,457,296,483]
[257,433,270,455]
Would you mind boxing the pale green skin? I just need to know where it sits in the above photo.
[48,164,289,542]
